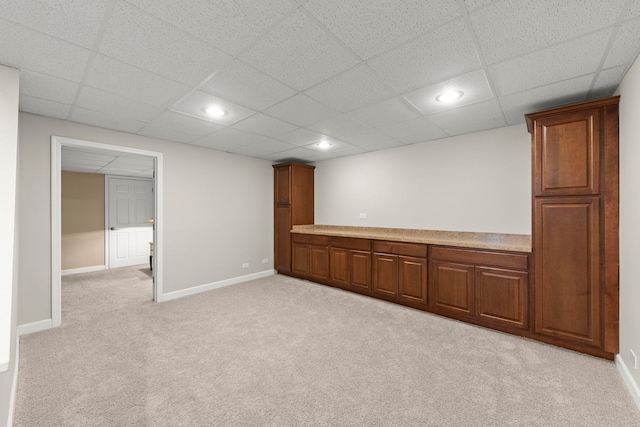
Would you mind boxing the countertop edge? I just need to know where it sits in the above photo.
[291,225,532,253]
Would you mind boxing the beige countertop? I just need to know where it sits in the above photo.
[291,224,532,253]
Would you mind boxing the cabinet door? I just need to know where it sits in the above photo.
[330,247,349,288]
[350,250,371,291]
[275,206,291,272]
[534,198,601,346]
[373,253,398,297]
[430,261,474,317]
[476,267,528,329]
[274,165,291,204]
[534,108,600,196]
[292,243,310,276]
[310,245,329,280]
[398,256,427,305]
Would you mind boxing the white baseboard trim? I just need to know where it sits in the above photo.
[616,353,640,412]
[7,333,19,427]
[158,269,276,303]
[61,265,106,276]
[18,319,52,336]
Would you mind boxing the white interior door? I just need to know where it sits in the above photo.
[108,177,154,269]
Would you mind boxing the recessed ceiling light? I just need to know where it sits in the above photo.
[317,141,332,150]
[435,90,463,103]
[204,105,226,117]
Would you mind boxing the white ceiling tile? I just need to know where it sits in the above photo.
[228,144,279,157]
[264,94,340,127]
[70,107,147,134]
[339,129,403,149]
[100,2,231,86]
[402,69,494,115]
[346,97,420,129]
[85,55,191,107]
[499,74,593,125]
[171,91,256,126]
[191,132,248,152]
[464,0,495,12]
[148,111,222,135]
[61,164,101,174]
[0,18,91,82]
[305,0,460,60]
[304,139,357,153]
[242,138,298,153]
[191,127,272,152]
[125,0,294,55]
[110,154,154,168]
[489,29,611,96]
[240,9,359,90]
[200,60,297,111]
[471,0,625,64]
[627,2,640,18]
[367,20,480,93]
[76,86,163,123]
[62,148,116,163]
[443,116,507,137]
[603,18,640,69]
[0,0,106,48]
[307,115,369,138]
[427,99,504,129]
[330,146,367,159]
[269,146,324,162]
[277,128,329,146]
[138,124,201,144]
[19,70,79,104]
[19,95,71,119]
[304,64,396,112]
[232,113,298,137]
[591,66,627,98]
[377,117,447,144]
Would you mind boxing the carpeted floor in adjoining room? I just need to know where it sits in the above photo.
[13,266,640,426]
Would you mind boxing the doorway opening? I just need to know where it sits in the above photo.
[51,136,164,328]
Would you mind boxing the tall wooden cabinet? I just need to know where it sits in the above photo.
[273,163,315,273]
[526,96,619,356]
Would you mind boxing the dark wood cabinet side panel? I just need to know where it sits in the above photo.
[310,245,329,280]
[534,199,601,346]
[275,206,292,272]
[430,261,474,316]
[535,109,600,196]
[351,251,372,291]
[398,256,427,305]
[476,267,528,329]
[603,103,620,354]
[373,253,398,297]
[330,247,349,287]
[292,243,310,276]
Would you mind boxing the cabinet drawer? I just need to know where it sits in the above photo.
[373,241,427,258]
[331,236,371,251]
[430,246,528,271]
[291,233,330,246]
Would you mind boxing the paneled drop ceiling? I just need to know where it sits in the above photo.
[3,0,640,163]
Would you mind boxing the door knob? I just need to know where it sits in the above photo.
[110,227,116,230]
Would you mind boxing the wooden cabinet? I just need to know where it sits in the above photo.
[273,163,315,273]
[330,237,372,291]
[429,247,529,330]
[372,241,427,305]
[292,234,329,281]
[526,96,619,355]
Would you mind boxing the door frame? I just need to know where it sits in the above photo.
[104,175,154,270]
[51,136,164,328]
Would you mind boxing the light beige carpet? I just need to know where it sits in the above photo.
[13,266,640,426]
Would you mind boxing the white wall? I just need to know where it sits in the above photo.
[315,124,531,234]
[618,54,640,399]
[0,65,20,427]
[17,113,274,325]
